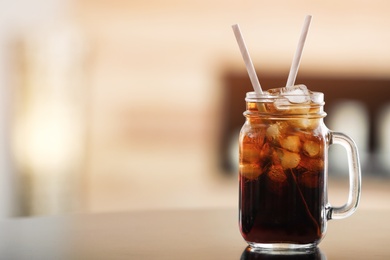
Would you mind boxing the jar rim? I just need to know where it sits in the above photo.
[245,90,324,103]
[244,91,326,118]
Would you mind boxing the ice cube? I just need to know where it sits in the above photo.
[267,164,288,195]
[273,97,293,111]
[279,149,301,169]
[266,122,290,141]
[268,85,311,104]
[288,118,320,130]
[259,142,272,159]
[267,164,287,183]
[240,143,261,163]
[268,85,311,113]
[281,135,301,152]
[303,140,320,157]
[310,91,324,104]
[266,124,280,141]
[299,156,324,172]
[239,163,263,180]
[282,85,311,103]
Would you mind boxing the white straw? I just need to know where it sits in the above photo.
[286,15,312,88]
[232,24,263,94]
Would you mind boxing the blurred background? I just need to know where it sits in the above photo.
[0,0,389,217]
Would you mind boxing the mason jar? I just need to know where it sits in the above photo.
[239,89,361,251]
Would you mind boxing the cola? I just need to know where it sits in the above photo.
[239,87,326,246]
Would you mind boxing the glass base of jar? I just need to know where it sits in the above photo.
[248,242,318,253]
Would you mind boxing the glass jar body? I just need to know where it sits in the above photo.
[239,100,328,250]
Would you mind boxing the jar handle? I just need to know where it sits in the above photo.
[328,131,362,220]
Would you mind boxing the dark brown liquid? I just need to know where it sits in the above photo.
[239,116,326,245]
[239,165,324,244]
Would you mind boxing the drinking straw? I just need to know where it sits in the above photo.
[232,24,263,95]
[285,15,312,88]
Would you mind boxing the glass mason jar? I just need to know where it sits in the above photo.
[239,90,361,251]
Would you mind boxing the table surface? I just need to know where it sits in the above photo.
[0,207,389,260]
